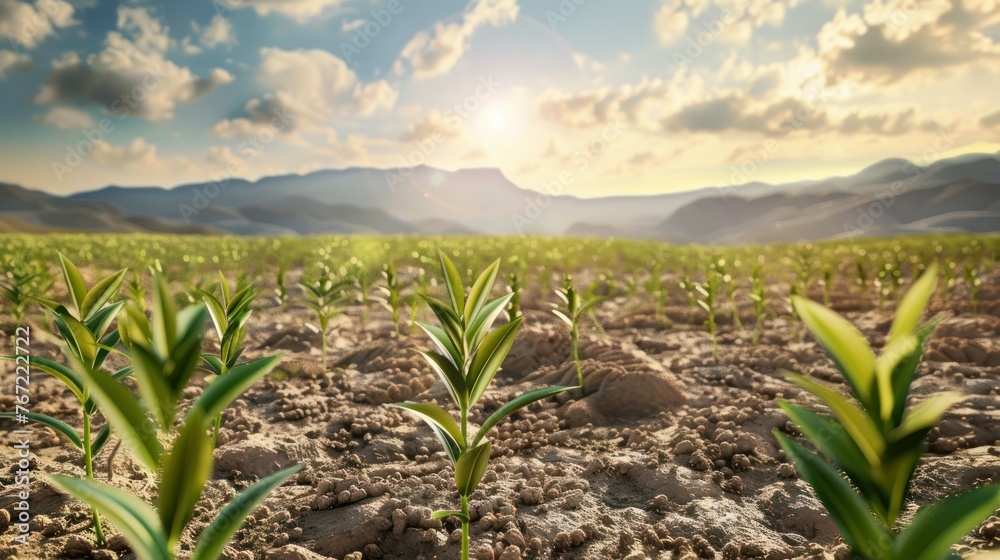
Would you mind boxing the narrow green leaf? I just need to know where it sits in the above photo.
[472,385,574,446]
[192,465,303,560]
[1,355,83,401]
[464,259,500,325]
[81,268,128,321]
[431,510,469,523]
[465,294,513,350]
[890,392,964,443]
[392,401,465,448]
[189,355,281,422]
[892,484,1000,560]
[201,354,225,376]
[77,365,163,471]
[91,422,111,455]
[202,292,227,341]
[785,373,885,466]
[551,309,573,328]
[438,250,465,317]
[454,442,491,497]
[158,409,214,548]
[416,322,463,369]
[888,263,938,345]
[775,432,891,558]
[57,252,87,318]
[467,317,522,407]
[0,412,82,448]
[421,351,467,409]
[792,296,877,409]
[47,475,171,560]
[151,273,177,356]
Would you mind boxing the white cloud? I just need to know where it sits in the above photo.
[352,80,398,116]
[258,47,355,117]
[399,0,519,77]
[0,48,29,78]
[0,0,76,49]
[34,6,233,121]
[403,109,462,143]
[41,106,93,129]
[193,14,236,50]
[228,0,346,24]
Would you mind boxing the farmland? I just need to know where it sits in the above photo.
[1,233,999,559]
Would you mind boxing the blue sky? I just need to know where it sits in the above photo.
[0,0,998,196]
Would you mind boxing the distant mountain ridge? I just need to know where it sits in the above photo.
[1,152,998,243]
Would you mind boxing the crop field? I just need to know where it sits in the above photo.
[1,233,1000,560]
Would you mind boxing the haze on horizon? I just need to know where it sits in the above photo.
[0,0,998,198]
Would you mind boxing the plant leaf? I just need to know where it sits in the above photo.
[189,355,281,422]
[1,355,83,401]
[191,465,303,560]
[888,262,938,345]
[47,475,171,560]
[472,385,574,446]
[81,268,128,321]
[431,510,469,523]
[438,250,465,318]
[892,484,1000,560]
[77,365,163,471]
[0,412,82,448]
[465,294,513,350]
[454,441,491,497]
[467,317,522,407]
[775,432,891,558]
[57,252,88,319]
[792,296,877,411]
[392,401,465,450]
[420,351,467,409]
[464,258,500,325]
[158,409,214,548]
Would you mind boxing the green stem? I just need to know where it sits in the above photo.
[83,414,105,547]
[571,327,582,391]
[212,412,222,448]
[460,407,468,446]
[461,494,470,560]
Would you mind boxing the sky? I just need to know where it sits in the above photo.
[0,0,998,197]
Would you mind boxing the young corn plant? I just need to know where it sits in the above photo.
[552,276,602,391]
[748,263,766,346]
[696,273,720,359]
[644,263,668,318]
[505,270,523,321]
[1,253,129,546]
[0,261,51,327]
[776,264,1000,560]
[200,272,257,445]
[274,262,289,306]
[716,260,743,330]
[299,265,353,364]
[50,272,301,560]
[377,263,410,334]
[964,263,982,313]
[392,252,573,560]
[125,273,146,310]
[680,276,698,308]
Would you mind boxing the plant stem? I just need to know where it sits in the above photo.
[461,494,470,560]
[83,414,105,547]
[212,412,223,448]
[571,327,582,391]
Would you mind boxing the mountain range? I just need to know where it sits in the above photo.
[1,152,998,244]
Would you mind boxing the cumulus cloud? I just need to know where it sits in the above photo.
[212,93,298,138]
[0,48,29,78]
[222,0,346,23]
[399,0,518,77]
[184,14,236,53]
[41,106,93,129]
[34,6,233,121]
[818,0,1000,85]
[92,137,159,166]
[352,80,398,116]
[0,0,75,49]
[403,109,462,143]
[653,0,799,46]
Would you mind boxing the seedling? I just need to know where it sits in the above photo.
[350,261,375,326]
[715,259,742,330]
[0,261,52,327]
[392,252,573,560]
[821,264,833,306]
[299,264,353,364]
[552,276,602,391]
[200,272,257,444]
[680,276,698,308]
[644,263,668,318]
[377,263,410,334]
[275,262,289,306]
[855,256,869,297]
[748,263,766,346]
[964,264,982,313]
[51,271,300,560]
[125,273,146,310]
[776,264,1000,559]
[696,273,720,358]
[1,253,128,545]
[506,270,523,321]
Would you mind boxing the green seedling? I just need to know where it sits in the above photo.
[855,256,869,297]
[941,259,956,297]
[50,271,300,560]
[644,263,668,318]
[275,262,288,306]
[715,260,742,330]
[821,264,833,306]
[125,273,146,310]
[552,276,602,391]
[776,264,1000,560]
[350,261,375,327]
[749,263,766,346]
[963,264,982,313]
[0,253,129,545]
[377,263,410,334]
[680,276,698,308]
[0,261,52,327]
[506,270,523,321]
[200,272,257,445]
[299,265,353,364]
[696,273,720,358]
[392,252,573,560]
